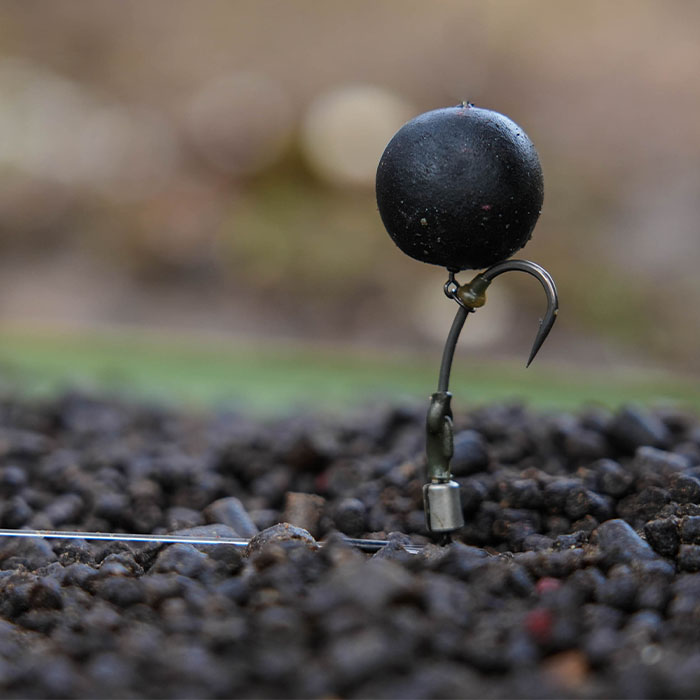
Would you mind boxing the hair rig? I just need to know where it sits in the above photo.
[0,103,557,554]
[376,102,559,540]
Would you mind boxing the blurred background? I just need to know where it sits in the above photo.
[0,0,699,411]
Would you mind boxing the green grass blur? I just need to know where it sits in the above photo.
[0,328,698,416]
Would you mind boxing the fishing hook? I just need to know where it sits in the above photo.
[424,259,559,535]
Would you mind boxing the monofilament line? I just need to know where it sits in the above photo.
[0,528,423,554]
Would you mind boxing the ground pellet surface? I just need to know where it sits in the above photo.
[2,393,700,698]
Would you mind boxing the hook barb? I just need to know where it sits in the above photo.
[479,259,559,367]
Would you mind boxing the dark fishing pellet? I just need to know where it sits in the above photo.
[1,394,700,698]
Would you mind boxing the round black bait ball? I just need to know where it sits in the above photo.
[376,104,543,270]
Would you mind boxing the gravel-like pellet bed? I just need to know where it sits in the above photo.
[2,393,700,698]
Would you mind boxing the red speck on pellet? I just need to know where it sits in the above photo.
[314,472,329,493]
[536,577,562,595]
[525,608,553,643]
[481,204,492,211]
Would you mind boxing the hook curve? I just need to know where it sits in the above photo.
[438,258,559,393]
[478,259,559,367]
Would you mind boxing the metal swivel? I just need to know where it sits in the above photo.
[424,390,463,533]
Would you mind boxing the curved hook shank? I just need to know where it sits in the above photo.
[437,305,469,393]
[480,259,559,366]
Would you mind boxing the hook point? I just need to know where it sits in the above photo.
[480,259,559,368]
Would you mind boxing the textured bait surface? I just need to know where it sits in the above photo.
[376,104,543,270]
